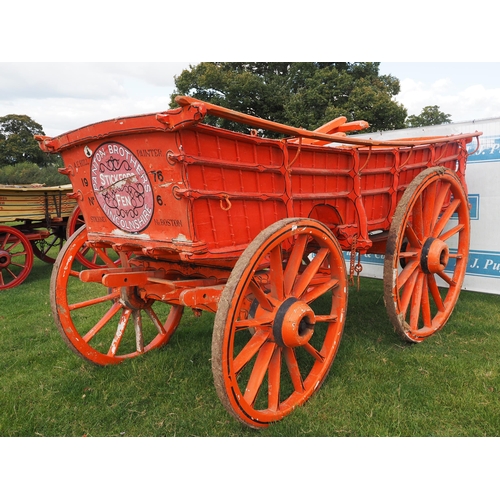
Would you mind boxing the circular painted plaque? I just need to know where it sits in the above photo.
[90,142,154,233]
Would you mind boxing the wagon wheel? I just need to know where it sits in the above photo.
[212,218,348,428]
[51,225,184,365]
[0,225,34,290]
[31,222,67,263]
[383,167,470,343]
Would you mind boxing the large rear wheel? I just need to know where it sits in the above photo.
[212,218,348,428]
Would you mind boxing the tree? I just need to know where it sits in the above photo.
[406,105,452,128]
[0,114,53,167]
[171,62,408,135]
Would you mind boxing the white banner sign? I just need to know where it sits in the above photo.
[351,117,500,295]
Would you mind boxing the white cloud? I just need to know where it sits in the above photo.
[395,78,500,122]
[0,62,196,136]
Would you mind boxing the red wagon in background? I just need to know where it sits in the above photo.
[36,96,481,428]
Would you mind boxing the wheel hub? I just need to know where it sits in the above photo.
[421,237,449,274]
[273,297,316,348]
[0,250,11,268]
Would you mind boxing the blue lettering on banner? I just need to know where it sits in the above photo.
[464,250,500,278]
[467,135,500,163]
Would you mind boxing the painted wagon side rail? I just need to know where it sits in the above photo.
[35,95,482,154]
[174,95,482,148]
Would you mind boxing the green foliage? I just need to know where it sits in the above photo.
[406,105,452,128]
[171,62,408,135]
[0,161,67,187]
[0,114,53,167]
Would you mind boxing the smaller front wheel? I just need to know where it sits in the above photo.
[212,218,348,428]
[51,226,184,365]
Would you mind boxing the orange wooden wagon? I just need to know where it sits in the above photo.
[36,96,481,428]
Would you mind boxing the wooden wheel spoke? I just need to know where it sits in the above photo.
[234,317,272,331]
[108,308,131,356]
[439,223,464,242]
[437,270,456,287]
[404,224,422,248]
[233,331,270,374]
[243,342,276,405]
[397,259,420,288]
[69,290,121,311]
[432,198,461,238]
[144,306,167,335]
[0,233,8,249]
[43,237,59,253]
[428,274,445,312]
[269,245,284,300]
[7,260,27,270]
[423,182,438,235]
[410,273,425,330]
[302,278,339,304]
[5,267,19,279]
[292,247,329,298]
[314,313,338,324]
[284,234,308,296]
[399,269,419,317]
[302,342,325,363]
[399,251,418,259]
[283,347,304,393]
[9,249,28,258]
[420,276,432,328]
[249,279,274,312]
[432,183,451,228]
[83,300,123,343]
[267,348,282,411]
[95,247,119,267]
[133,310,144,353]
[412,196,425,240]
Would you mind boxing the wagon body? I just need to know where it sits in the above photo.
[37,99,475,262]
[39,97,482,428]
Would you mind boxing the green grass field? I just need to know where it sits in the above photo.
[1,252,500,437]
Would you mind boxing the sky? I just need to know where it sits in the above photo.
[1,62,500,138]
